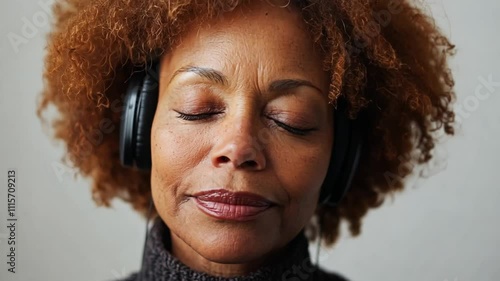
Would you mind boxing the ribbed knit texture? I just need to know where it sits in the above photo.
[113,216,349,281]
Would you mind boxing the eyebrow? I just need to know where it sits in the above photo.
[268,79,323,94]
[170,66,228,85]
[169,65,324,95]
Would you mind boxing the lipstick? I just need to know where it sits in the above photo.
[192,189,275,221]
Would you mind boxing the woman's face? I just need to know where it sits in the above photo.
[150,1,333,275]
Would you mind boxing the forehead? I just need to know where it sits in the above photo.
[160,1,326,86]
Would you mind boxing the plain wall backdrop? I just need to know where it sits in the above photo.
[1,0,499,280]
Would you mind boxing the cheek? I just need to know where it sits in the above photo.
[152,129,180,178]
[150,123,211,211]
[271,142,331,232]
[273,140,332,206]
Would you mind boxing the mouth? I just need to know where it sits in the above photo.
[190,189,276,221]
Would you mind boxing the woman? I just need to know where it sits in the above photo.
[37,0,456,280]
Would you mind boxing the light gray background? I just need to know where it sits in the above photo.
[1,0,499,280]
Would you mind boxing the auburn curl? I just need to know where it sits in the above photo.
[37,0,456,246]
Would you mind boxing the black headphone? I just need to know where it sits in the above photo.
[119,61,364,208]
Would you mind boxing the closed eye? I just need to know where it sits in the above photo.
[174,111,316,136]
[175,111,220,121]
[267,118,316,136]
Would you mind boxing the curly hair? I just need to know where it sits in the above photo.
[37,0,456,247]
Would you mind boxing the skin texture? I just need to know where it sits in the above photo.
[39,0,457,252]
[150,1,333,277]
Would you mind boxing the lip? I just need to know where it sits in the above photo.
[191,189,276,221]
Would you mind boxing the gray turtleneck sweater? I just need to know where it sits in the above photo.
[113,217,349,281]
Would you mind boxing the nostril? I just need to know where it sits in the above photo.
[241,161,257,168]
[219,156,230,163]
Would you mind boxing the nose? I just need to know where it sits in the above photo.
[210,117,267,170]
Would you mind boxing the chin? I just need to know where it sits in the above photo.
[198,242,270,265]
[191,225,277,263]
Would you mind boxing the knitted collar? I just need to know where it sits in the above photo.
[138,216,320,281]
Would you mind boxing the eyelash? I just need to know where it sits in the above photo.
[175,111,315,136]
[176,112,217,121]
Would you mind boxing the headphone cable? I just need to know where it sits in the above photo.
[139,195,154,281]
[315,216,322,268]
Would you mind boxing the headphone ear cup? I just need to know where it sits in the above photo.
[134,73,159,170]
[119,72,143,168]
[119,68,159,170]
[318,100,364,207]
